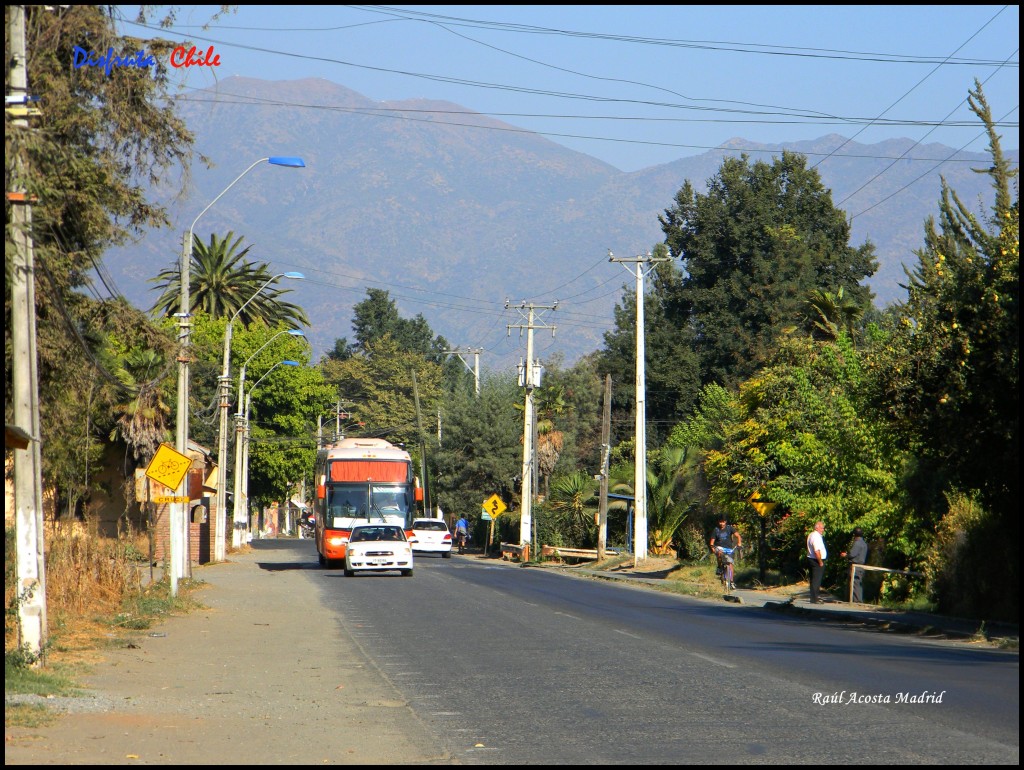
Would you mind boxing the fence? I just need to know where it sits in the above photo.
[848,563,923,603]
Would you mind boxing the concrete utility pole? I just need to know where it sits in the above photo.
[8,4,48,659]
[444,347,483,397]
[506,300,557,554]
[597,374,612,562]
[609,250,669,564]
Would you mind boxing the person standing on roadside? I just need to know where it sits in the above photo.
[841,527,868,603]
[806,520,828,604]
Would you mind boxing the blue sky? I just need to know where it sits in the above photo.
[117,5,1019,172]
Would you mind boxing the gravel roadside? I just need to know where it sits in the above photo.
[5,547,452,765]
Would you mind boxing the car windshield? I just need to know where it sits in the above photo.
[350,526,406,543]
[413,521,447,532]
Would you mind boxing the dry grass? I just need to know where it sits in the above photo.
[5,520,150,664]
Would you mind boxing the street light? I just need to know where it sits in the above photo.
[232,329,306,547]
[215,273,304,562]
[172,155,305,595]
[240,360,300,539]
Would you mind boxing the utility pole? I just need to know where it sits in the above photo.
[171,235,192,594]
[609,250,669,564]
[411,370,430,517]
[8,4,48,659]
[506,300,557,555]
[597,374,612,562]
[444,346,483,397]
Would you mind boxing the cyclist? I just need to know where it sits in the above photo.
[709,516,742,590]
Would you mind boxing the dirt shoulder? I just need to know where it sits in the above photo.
[5,549,451,765]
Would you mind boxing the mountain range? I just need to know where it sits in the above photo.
[103,77,1015,368]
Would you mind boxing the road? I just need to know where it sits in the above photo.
[290,539,1018,764]
[6,538,1017,765]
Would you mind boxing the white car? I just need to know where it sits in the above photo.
[408,518,453,558]
[343,523,415,577]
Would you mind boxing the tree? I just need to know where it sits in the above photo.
[659,152,877,387]
[351,288,447,362]
[547,471,598,548]
[597,244,702,448]
[870,81,1018,620]
[644,446,695,555]
[806,286,865,343]
[149,231,308,327]
[320,334,443,449]
[5,6,200,509]
[702,334,905,582]
[433,373,522,520]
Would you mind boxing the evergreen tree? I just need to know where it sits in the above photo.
[659,151,877,387]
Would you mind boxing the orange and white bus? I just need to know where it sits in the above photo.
[314,438,420,567]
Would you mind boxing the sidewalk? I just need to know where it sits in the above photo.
[557,564,1019,648]
[6,547,450,765]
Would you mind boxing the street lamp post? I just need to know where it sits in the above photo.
[232,329,306,547]
[215,274,304,562]
[240,360,300,539]
[172,156,305,595]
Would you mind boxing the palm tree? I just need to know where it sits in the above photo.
[548,471,598,547]
[608,447,693,555]
[150,231,309,326]
[806,286,863,343]
[533,383,567,499]
[108,348,173,468]
[645,446,694,555]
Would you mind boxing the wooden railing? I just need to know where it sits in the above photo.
[848,563,923,603]
[500,542,530,562]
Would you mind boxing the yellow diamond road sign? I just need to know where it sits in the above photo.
[483,494,507,519]
[145,443,192,492]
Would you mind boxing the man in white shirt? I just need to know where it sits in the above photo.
[806,521,828,604]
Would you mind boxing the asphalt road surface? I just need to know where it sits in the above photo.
[6,538,1018,765]
[300,538,1018,764]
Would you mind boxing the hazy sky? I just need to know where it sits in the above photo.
[117,5,1019,172]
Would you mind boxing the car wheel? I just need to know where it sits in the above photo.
[343,568,354,577]
[402,569,413,577]
[442,551,451,559]
[318,552,326,567]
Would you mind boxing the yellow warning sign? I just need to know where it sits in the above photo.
[145,444,192,492]
[483,494,507,518]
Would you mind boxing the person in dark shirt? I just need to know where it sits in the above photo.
[841,527,869,603]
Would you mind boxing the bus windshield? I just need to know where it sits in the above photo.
[326,486,367,527]
[324,484,409,528]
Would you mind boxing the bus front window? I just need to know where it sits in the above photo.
[327,487,367,527]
